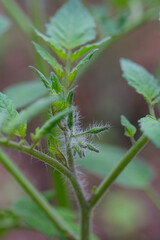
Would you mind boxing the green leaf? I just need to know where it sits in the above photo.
[3,97,55,136]
[46,0,96,50]
[34,107,75,141]
[30,66,51,90]
[121,115,136,137]
[0,93,26,138]
[66,86,78,105]
[11,198,99,240]
[70,37,110,62]
[34,28,67,60]
[0,209,19,236]
[50,72,62,93]
[67,49,98,83]
[33,42,64,78]
[103,193,147,235]
[120,59,160,103]
[11,198,76,238]
[139,115,160,148]
[4,81,48,109]
[77,144,154,189]
[0,15,10,36]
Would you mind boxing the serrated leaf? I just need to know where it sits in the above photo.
[46,0,96,50]
[121,115,136,137]
[77,144,154,189]
[120,59,160,103]
[4,81,48,109]
[30,66,51,90]
[67,49,98,83]
[0,15,10,36]
[70,37,110,62]
[3,97,55,135]
[0,93,26,138]
[35,107,74,141]
[34,28,67,61]
[33,42,64,78]
[139,115,160,148]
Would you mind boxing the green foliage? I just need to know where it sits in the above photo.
[11,198,77,239]
[0,15,10,36]
[66,86,78,106]
[33,107,75,141]
[0,209,19,236]
[77,144,154,189]
[121,115,136,138]
[34,28,67,61]
[50,72,62,94]
[120,59,160,104]
[70,37,110,62]
[45,0,96,50]
[33,42,64,78]
[78,125,110,136]
[4,81,48,109]
[92,5,129,37]
[30,66,51,91]
[0,93,26,138]
[11,197,99,240]
[67,49,98,83]
[139,115,160,148]
[4,97,55,136]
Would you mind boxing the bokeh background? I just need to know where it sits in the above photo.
[0,0,160,239]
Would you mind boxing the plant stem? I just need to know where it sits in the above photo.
[0,148,77,240]
[0,138,72,179]
[90,135,148,208]
[50,169,70,208]
[0,0,32,36]
[80,206,92,240]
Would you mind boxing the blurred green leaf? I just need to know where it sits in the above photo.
[11,198,99,239]
[0,93,26,138]
[121,115,136,137]
[139,115,160,148]
[3,97,55,136]
[0,209,19,236]
[4,81,48,109]
[77,144,154,189]
[0,15,10,36]
[46,0,96,49]
[103,192,148,235]
[120,59,160,103]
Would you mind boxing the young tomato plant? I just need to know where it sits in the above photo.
[0,1,160,240]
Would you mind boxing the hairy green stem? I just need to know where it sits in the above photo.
[0,148,77,240]
[0,0,32,36]
[90,135,148,208]
[0,138,72,178]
